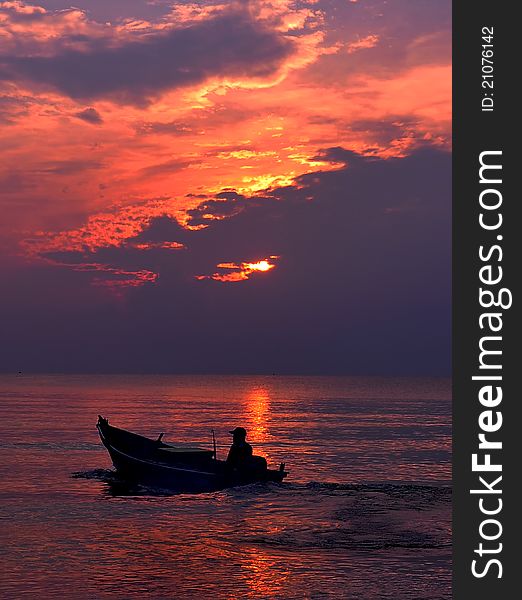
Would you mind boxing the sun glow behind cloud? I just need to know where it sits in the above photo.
[196,257,278,282]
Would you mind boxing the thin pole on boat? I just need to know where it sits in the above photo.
[211,429,217,460]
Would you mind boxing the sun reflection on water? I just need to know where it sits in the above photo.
[244,386,271,460]
[240,546,290,598]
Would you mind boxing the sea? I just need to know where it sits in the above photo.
[0,375,451,599]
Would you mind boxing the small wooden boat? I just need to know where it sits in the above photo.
[96,416,288,492]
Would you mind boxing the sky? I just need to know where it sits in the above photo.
[0,0,451,374]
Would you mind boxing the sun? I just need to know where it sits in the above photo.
[246,260,274,272]
[196,256,279,281]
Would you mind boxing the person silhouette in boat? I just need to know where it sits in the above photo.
[226,427,253,468]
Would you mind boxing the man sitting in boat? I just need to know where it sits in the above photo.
[226,427,253,467]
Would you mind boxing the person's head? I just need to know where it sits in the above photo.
[229,427,247,442]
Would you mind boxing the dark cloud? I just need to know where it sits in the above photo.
[186,192,249,226]
[133,215,192,245]
[74,107,103,124]
[311,146,376,166]
[7,146,451,375]
[4,12,294,105]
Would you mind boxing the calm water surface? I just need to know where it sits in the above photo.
[0,375,451,599]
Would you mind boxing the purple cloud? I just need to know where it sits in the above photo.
[74,107,103,124]
[4,11,294,106]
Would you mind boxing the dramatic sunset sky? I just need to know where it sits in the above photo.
[1,0,451,374]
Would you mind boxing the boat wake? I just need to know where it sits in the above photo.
[226,482,451,552]
[73,470,451,553]
[72,468,119,482]
[74,469,450,499]
[72,469,178,496]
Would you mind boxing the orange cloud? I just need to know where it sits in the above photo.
[346,34,380,54]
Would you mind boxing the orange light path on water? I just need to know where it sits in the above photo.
[245,386,271,445]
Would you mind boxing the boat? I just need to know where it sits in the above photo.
[96,415,288,492]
